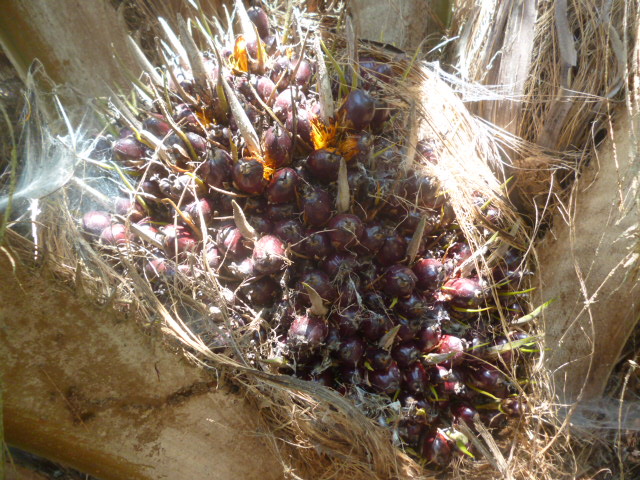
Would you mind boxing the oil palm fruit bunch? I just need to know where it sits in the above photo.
[80,1,535,468]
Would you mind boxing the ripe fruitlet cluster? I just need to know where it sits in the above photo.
[81,4,534,468]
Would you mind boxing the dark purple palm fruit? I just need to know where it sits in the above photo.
[184,197,214,225]
[285,108,313,145]
[365,347,393,371]
[253,76,277,105]
[244,196,267,215]
[395,292,430,318]
[143,115,172,138]
[403,362,430,394]
[82,211,112,237]
[468,365,510,398]
[270,56,292,90]
[370,98,391,132]
[445,241,472,266]
[333,307,360,337]
[302,229,333,259]
[383,265,417,298]
[443,277,484,308]
[398,420,425,447]
[266,167,298,204]
[402,173,441,209]
[320,252,358,279]
[139,177,162,198]
[242,276,280,307]
[118,126,134,138]
[376,233,407,266]
[368,361,401,394]
[340,89,375,130]
[266,202,298,221]
[358,222,386,254]
[452,403,478,425]
[292,58,313,88]
[113,197,145,223]
[327,214,364,251]
[301,187,332,227]
[396,315,423,342]
[233,158,266,195]
[392,340,422,368]
[501,397,527,417]
[436,335,466,367]
[413,258,444,291]
[299,270,336,303]
[204,243,222,269]
[359,310,391,341]
[174,103,201,131]
[273,219,304,251]
[420,431,453,466]
[263,125,293,168]
[252,235,286,275]
[200,148,232,189]
[340,365,366,387]
[216,224,249,257]
[430,365,466,397]
[287,312,328,352]
[419,324,442,353]
[247,6,270,39]
[306,149,343,183]
[273,87,305,120]
[167,131,208,159]
[144,258,173,280]
[325,323,341,352]
[99,223,129,246]
[336,336,366,367]
[113,137,147,165]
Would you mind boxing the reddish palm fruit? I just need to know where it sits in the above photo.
[302,187,332,226]
[247,6,270,39]
[113,197,145,222]
[368,361,401,394]
[200,148,233,188]
[333,307,360,337]
[252,235,286,275]
[418,324,442,352]
[403,362,430,394]
[327,214,364,251]
[383,265,417,298]
[452,403,478,425]
[163,229,198,260]
[82,211,112,236]
[253,76,276,105]
[263,125,293,168]
[306,149,343,183]
[358,222,386,253]
[133,222,161,244]
[242,276,280,307]
[376,233,407,266]
[113,137,146,163]
[273,87,306,120]
[228,256,255,279]
[436,335,466,367]
[302,229,333,259]
[420,431,452,466]
[359,310,392,341]
[336,336,366,367]
[184,198,214,224]
[413,258,444,291]
[273,219,304,250]
[319,253,358,279]
[285,108,313,145]
[398,420,425,446]
[100,223,129,246]
[233,158,266,194]
[299,270,336,303]
[144,258,173,279]
[443,277,484,308]
[395,292,430,318]
[392,341,421,368]
[266,202,298,221]
[266,167,298,204]
[287,313,328,351]
[292,58,313,87]
[204,244,221,269]
[143,115,172,138]
[216,224,248,257]
[365,347,393,371]
[341,89,375,130]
